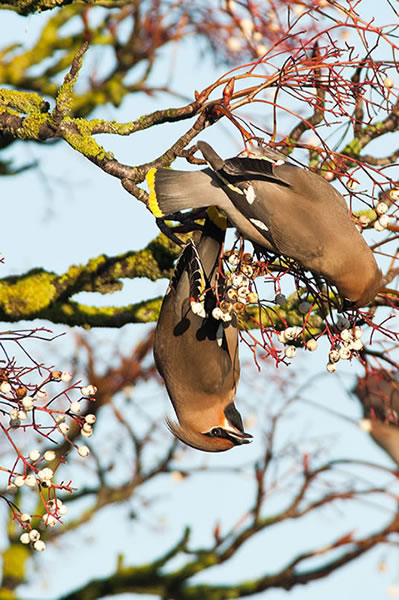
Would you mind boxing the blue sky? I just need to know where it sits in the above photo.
[1,3,399,599]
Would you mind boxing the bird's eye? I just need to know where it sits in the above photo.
[211,427,223,437]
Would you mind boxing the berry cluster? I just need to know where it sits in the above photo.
[326,319,364,373]
[211,251,259,322]
[0,346,98,551]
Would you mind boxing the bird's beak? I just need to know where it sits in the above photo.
[226,428,253,445]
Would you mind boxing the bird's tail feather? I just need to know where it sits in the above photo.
[145,168,226,217]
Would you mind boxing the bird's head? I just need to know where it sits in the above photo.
[166,402,253,452]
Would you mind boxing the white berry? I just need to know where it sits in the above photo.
[20,532,30,544]
[329,350,340,363]
[285,346,297,358]
[340,329,352,341]
[389,188,399,201]
[22,396,34,411]
[351,339,363,351]
[0,381,11,394]
[242,265,253,277]
[33,540,46,552]
[78,445,90,457]
[29,529,40,542]
[306,339,318,351]
[190,301,206,317]
[227,37,241,52]
[29,449,41,462]
[69,401,81,413]
[358,214,370,226]
[41,514,58,527]
[284,327,296,341]
[228,254,240,266]
[61,371,72,383]
[240,18,254,34]
[378,214,390,228]
[237,286,249,299]
[38,468,53,482]
[212,307,223,320]
[246,291,258,304]
[85,414,96,424]
[81,428,93,438]
[255,44,267,57]
[44,450,56,462]
[326,362,337,373]
[24,474,37,487]
[376,201,388,215]
[230,274,246,288]
[339,347,351,360]
[14,476,25,488]
[58,422,70,435]
[346,179,359,190]
[20,513,31,523]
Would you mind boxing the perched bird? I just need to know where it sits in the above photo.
[154,208,252,452]
[355,370,399,465]
[146,141,382,307]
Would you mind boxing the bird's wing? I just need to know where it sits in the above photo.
[198,140,292,186]
[222,156,290,184]
[209,159,354,264]
[369,421,399,466]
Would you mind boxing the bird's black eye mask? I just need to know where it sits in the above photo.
[204,426,252,446]
[206,427,227,438]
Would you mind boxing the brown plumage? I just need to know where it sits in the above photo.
[154,210,252,452]
[355,370,399,465]
[147,141,382,307]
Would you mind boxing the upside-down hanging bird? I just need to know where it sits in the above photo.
[146,141,382,308]
[154,209,252,452]
[355,370,399,465]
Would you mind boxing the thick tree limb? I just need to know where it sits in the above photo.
[0,233,180,327]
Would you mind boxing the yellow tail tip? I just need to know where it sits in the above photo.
[145,168,164,218]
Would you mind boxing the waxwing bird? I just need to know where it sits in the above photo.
[355,370,399,465]
[146,142,382,308]
[154,209,252,452]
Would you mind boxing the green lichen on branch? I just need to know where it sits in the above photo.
[44,297,164,328]
[57,510,399,600]
[0,88,48,114]
[60,117,113,161]
[1,543,29,593]
[0,233,181,326]
[52,41,88,124]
